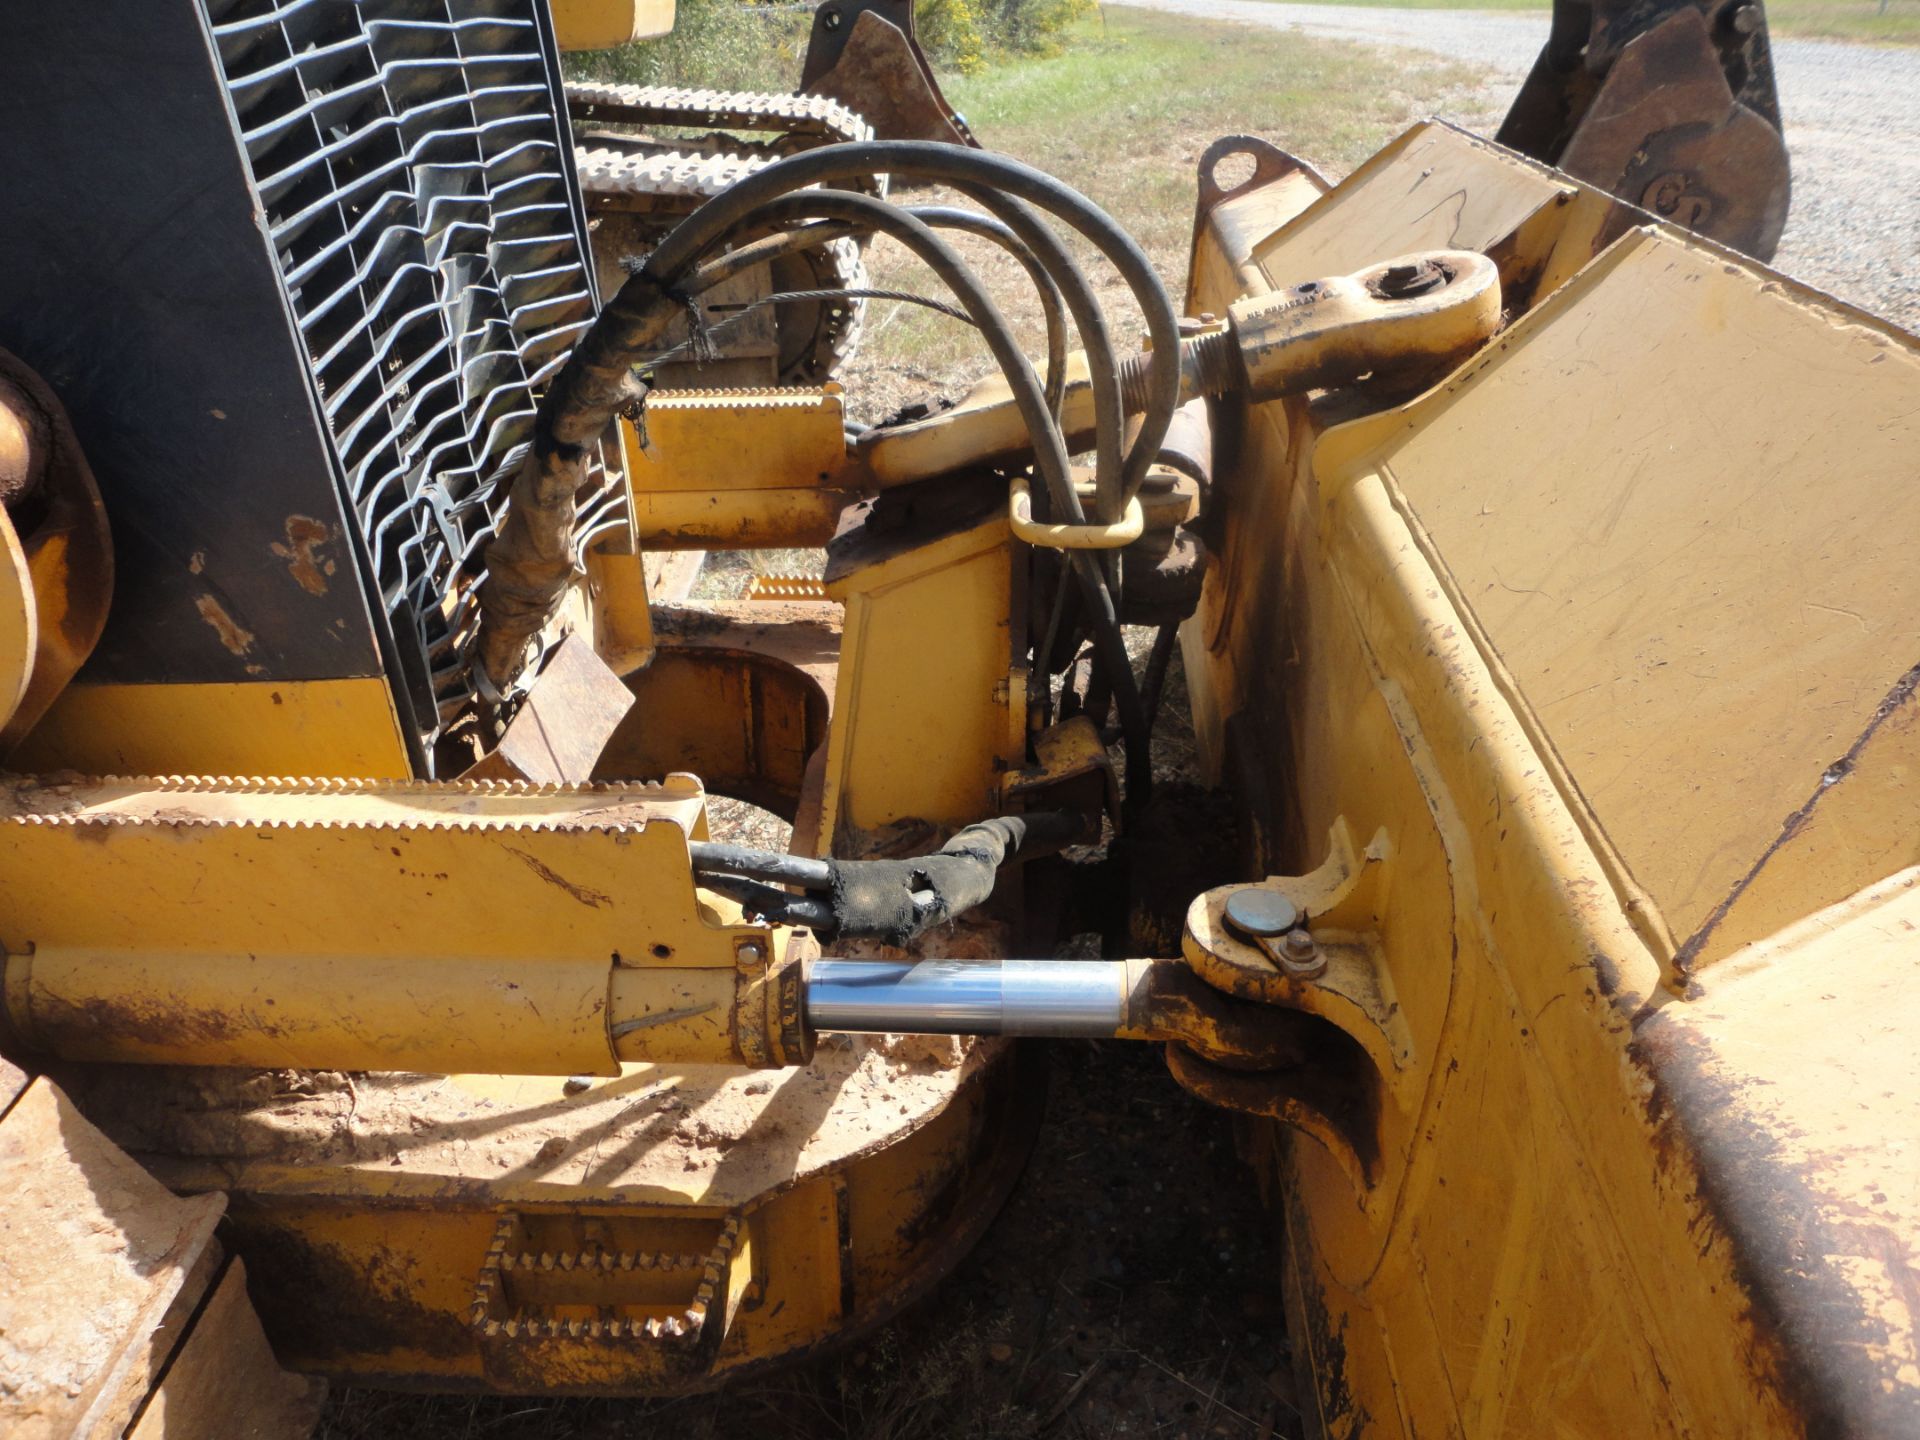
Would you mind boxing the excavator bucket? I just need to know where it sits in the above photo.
[1496,0,1790,256]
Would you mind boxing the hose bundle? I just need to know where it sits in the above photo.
[479,141,1183,803]
[690,811,1086,945]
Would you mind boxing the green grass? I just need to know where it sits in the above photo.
[946,7,1484,235]
[1237,0,1920,45]
[846,6,1484,387]
[1755,0,1920,42]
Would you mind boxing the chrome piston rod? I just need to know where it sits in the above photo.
[806,959,1141,1037]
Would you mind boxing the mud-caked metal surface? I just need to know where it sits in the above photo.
[62,1036,1041,1393]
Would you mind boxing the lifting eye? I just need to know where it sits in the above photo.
[1210,148,1258,194]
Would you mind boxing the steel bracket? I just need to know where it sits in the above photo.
[1172,818,1415,1190]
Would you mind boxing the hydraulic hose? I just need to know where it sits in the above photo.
[482,142,1176,800]
[689,811,1086,944]
[633,143,1181,512]
[684,205,1066,420]
[710,189,1152,799]
[677,196,1116,737]
[728,191,1078,526]
[688,843,833,889]
[904,204,1070,423]
[949,185,1128,522]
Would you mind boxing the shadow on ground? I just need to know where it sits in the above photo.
[322,1039,1300,1440]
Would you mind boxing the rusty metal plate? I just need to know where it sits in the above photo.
[0,1078,225,1440]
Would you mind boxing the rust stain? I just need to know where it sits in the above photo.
[231,1224,477,1363]
[194,593,255,655]
[501,844,613,909]
[37,989,270,1050]
[269,514,338,597]
[1629,1018,1918,1433]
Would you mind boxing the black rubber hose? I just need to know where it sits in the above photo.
[923,192,1116,679]
[697,872,838,931]
[682,200,1094,693]
[720,189,1152,801]
[632,142,1181,513]
[691,812,1087,943]
[903,204,1069,424]
[822,812,1087,945]
[683,204,1087,726]
[658,164,1143,662]
[686,203,1094,510]
[730,190,1078,523]
[1141,622,1180,732]
[689,843,834,889]
[944,185,1124,608]
[1035,558,1076,708]
[685,205,1067,421]
[949,185,1127,523]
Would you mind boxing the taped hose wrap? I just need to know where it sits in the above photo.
[690,811,1085,945]
[476,140,1180,808]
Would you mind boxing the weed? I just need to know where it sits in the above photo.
[565,0,807,90]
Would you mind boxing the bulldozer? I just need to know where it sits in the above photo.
[2,0,1914,1436]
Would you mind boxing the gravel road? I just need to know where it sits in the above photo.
[1116,0,1920,328]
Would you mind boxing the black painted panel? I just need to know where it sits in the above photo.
[0,5,385,684]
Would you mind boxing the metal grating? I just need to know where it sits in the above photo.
[197,0,625,773]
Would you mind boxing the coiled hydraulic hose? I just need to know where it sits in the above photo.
[480,141,1181,804]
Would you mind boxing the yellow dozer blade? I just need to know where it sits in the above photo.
[1181,119,1920,1437]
